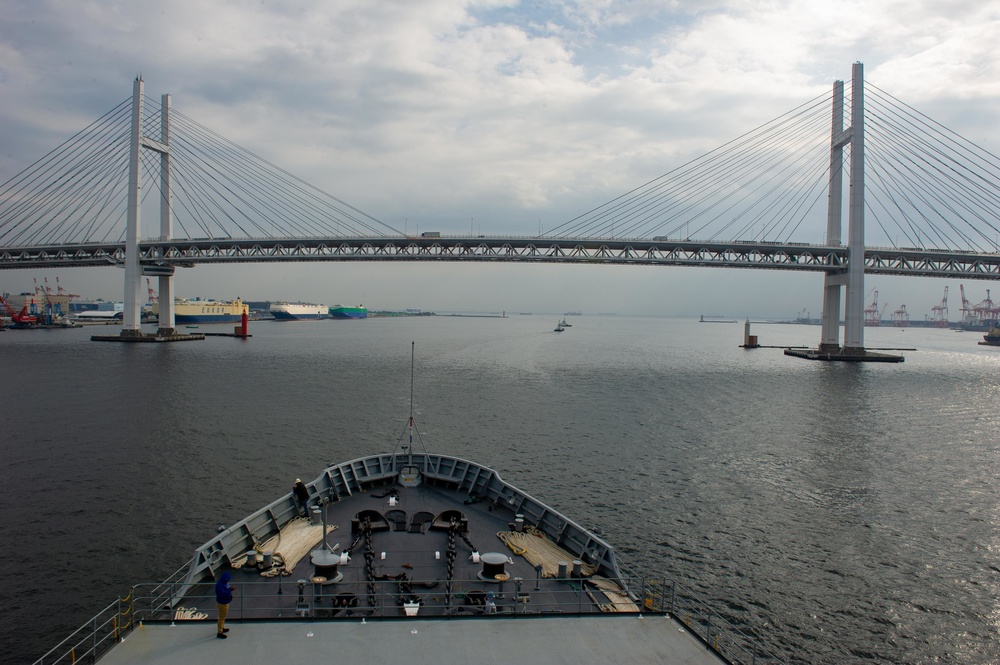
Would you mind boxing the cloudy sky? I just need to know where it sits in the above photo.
[2,0,999,318]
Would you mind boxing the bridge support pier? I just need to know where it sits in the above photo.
[101,79,189,342]
[795,62,903,363]
[819,77,847,354]
[121,77,144,336]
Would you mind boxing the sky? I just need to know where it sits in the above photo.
[2,0,999,319]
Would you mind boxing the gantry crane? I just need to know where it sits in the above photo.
[55,276,80,299]
[930,286,949,327]
[974,289,998,322]
[864,289,882,326]
[892,304,909,326]
[960,284,973,323]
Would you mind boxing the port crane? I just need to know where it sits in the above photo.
[973,289,998,322]
[930,286,948,327]
[864,289,885,326]
[892,304,909,326]
[0,293,37,327]
[146,278,158,304]
[55,276,80,299]
[960,284,973,323]
[959,285,1000,324]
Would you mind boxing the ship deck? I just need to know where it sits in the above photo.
[100,615,723,664]
[173,480,647,620]
[111,476,728,663]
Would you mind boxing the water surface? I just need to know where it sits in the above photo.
[2,316,998,663]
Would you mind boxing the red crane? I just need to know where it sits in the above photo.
[55,276,80,299]
[959,284,973,322]
[930,286,948,327]
[892,304,909,326]
[0,293,37,326]
[864,289,881,326]
[973,289,998,322]
[146,278,158,304]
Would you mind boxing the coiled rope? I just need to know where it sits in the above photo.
[230,517,338,577]
[173,607,209,620]
[497,526,597,578]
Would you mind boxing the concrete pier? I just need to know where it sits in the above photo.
[784,348,904,363]
[91,331,205,343]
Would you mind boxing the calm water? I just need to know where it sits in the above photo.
[2,316,999,664]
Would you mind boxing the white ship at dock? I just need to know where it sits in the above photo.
[270,301,329,320]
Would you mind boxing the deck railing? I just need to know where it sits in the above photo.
[31,597,128,665]
[38,575,783,665]
[614,563,786,665]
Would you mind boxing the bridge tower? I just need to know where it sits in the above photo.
[819,62,866,353]
[122,78,176,338]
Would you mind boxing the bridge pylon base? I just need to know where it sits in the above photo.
[783,347,904,363]
[90,330,205,343]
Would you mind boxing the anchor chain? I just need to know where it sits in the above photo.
[360,516,378,611]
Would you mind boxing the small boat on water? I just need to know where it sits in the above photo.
[558,318,572,327]
[979,325,1000,346]
[554,323,565,332]
[35,346,778,665]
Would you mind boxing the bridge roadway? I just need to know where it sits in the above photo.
[2,236,1000,280]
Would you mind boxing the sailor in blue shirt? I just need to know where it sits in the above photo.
[215,571,235,638]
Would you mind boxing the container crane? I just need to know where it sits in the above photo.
[959,284,973,323]
[973,289,997,323]
[892,304,909,326]
[146,278,159,304]
[930,286,948,327]
[55,276,80,299]
[972,289,1000,324]
[32,281,61,325]
[864,289,882,326]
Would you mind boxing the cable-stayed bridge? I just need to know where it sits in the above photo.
[1,64,999,354]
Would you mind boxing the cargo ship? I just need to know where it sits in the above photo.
[329,304,367,319]
[152,298,248,324]
[270,302,329,320]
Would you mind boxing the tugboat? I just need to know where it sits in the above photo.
[979,324,1000,346]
